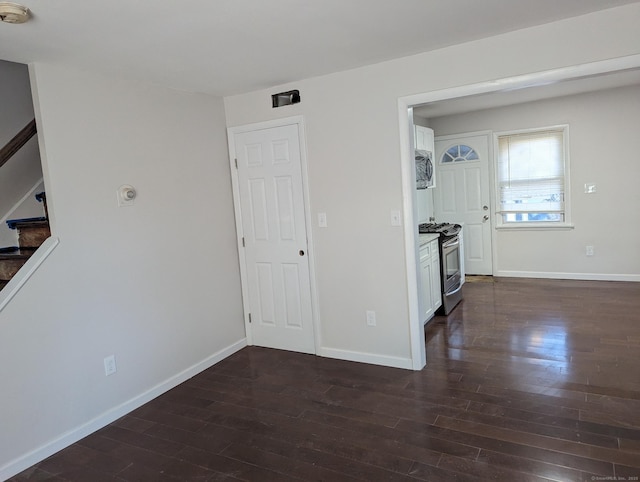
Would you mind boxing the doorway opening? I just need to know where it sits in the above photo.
[398,55,640,370]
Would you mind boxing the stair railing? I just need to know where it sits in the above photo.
[0,118,37,170]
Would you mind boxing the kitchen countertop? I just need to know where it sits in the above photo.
[419,232,439,247]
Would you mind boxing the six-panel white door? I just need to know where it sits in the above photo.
[233,123,315,354]
[434,133,493,275]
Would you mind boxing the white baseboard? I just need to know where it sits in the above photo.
[495,270,640,282]
[318,347,413,370]
[0,338,247,481]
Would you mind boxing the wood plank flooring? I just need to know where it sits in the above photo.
[10,277,640,481]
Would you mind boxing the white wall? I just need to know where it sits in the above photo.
[0,64,245,478]
[0,60,44,247]
[5,180,45,221]
[429,84,640,279]
[224,4,640,367]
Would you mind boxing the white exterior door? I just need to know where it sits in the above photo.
[434,133,492,275]
[231,122,315,354]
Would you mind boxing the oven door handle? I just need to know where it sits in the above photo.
[443,239,459,249]
[446,284,463,296]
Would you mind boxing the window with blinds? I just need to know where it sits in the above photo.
[496,126,569,225]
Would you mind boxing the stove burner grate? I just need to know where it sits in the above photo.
[419,222,461,236]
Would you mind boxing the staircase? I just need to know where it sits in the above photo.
[0,192,50,291]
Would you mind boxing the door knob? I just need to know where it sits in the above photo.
[299,250,305,256]
[483,215,489,221]
[483,205,489,211]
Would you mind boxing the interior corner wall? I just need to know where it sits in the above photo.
[0,60,34,145]
[428,84,640,279]
[0,63,245,477]
[0,60,44,246]
[223,3,640,366]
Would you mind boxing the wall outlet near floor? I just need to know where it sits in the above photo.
[366,310,377,326]
[586,245,594,256]
[103,355,117,376]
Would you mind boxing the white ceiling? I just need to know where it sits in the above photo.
[413,68,640,118]
[1,0,639,96]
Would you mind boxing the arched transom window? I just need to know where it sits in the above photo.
[441,144,479,163]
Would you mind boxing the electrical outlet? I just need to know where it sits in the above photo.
[103,355,117,376]
[366,310,376,326]
[584,183,597,194]
[318,212,327,228]
[586,245,594,256]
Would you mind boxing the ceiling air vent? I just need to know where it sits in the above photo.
[0,2,30,24]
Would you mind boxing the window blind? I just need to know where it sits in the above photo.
[497,129,565,218]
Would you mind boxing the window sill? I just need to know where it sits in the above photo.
[496,223,574,231]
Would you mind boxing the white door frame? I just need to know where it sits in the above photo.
[227,115,321,353]
[398,55,640,370]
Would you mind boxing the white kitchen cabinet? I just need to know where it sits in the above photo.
[419,237,441,324]
[419,245,434,323]
[413,126,435,152]
[431,244,442,312]
[414,125,432,151]
[458,227,465,285]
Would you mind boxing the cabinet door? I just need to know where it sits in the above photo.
[430,241,442,311]
[415,126,427,150]
[420,251,434,323]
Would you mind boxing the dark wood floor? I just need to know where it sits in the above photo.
[11,277,640,481]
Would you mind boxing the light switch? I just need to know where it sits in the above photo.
[584,183,597,194]
[318,212,327,228]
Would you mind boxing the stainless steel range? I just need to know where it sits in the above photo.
[419,222,463,315]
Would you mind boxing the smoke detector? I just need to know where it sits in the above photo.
[0,2,30,24]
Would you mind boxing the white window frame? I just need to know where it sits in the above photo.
[493,125,573,230]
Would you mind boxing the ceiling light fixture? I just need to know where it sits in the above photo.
[0,2,30,24]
